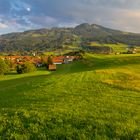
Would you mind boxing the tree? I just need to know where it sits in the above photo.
[16,64,24,74]
[0,59,9,75]
[4,59,15,70]
[16,62,36,74]
[47,56,53,65]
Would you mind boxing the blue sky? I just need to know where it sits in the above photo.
[0,0,140,34]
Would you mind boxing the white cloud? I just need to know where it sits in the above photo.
[0,23,8,29]
[1,0,140,34]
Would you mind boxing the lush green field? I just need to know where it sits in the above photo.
[0,54,140,139]
[88,42,140,53]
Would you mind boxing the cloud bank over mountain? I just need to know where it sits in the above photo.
[0,0,140,34]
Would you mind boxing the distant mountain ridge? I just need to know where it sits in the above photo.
[0,23,140,53]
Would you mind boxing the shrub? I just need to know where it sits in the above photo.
[16,62,36,74]
[4,59,15,70]
[16,64,24,74]
[0,59,9,75]
[22,62,36,73]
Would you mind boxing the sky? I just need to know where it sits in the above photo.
[0,0,140,34]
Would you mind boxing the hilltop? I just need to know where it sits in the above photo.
[75,23,140,44]
[1,23,140,53]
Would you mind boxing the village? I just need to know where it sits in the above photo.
[0,55,81,71]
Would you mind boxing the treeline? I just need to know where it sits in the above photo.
[82,46,113,54]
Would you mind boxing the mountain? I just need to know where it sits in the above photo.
[74,23,140,44]
[0,28,79,53]
[0,23,140,53]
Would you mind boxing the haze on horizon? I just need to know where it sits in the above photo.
[0,0,140,35]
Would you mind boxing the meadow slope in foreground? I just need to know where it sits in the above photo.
[0,54,140,140]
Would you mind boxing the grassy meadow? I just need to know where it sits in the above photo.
[0,54,140,139]
[89,42,140,53]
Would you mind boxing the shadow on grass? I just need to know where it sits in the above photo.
[5,72,17,75]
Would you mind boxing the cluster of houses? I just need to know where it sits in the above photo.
[53,56,78,64]
[0,56,42,65]
[0,55,80,71]
[49,56,80,70]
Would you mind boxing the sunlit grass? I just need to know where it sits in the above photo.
[88,42,129,52]
[0,53,140,139]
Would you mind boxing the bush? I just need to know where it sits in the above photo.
[16,64,24,74]
[4,59,15,70]
[0,59,9,75]
[22,62,36,73]
[16,62,36,74]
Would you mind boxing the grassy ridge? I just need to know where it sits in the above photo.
[0,54,140,139]
[87,42,127,53]
[88,42,140,53]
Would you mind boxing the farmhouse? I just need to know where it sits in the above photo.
[48,64,56,71]
[53,60,63,64]
[53,56,65,64]
[52,56,76,64]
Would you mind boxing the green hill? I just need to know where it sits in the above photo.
[1,23,140,53]
[0,54,140,139]
[0,28,79,53]
[75,23,140,44]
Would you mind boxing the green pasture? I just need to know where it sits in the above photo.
[0,54,140,139]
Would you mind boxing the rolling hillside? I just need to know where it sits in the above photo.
[75,23,140,44]
[1,23,140,53]
[0,54,140,139]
